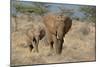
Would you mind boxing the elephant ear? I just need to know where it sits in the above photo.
[64,17,72,34]
[39,29,45,40]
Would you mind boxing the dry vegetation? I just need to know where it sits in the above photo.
[11,14,96,66]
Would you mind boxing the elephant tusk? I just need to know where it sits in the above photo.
[57,35,59,39]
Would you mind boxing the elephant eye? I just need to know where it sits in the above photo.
[57,16,60,18]
[57,16,61,20]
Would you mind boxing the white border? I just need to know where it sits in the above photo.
[21,0,96,5]
[0,0,10,67]
[0,0,98,67]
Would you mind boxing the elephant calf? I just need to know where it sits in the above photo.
[12,21,46,53]
[27,22,46,53]
[43,13,72,54]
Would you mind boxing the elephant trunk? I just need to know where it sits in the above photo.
[58,39,63,54]
[54,38,63,54]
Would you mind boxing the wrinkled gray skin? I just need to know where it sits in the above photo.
[43,13,72,54]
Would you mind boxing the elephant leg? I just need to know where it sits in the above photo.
[47,40,54,56]
[46,31,54,52]
[52,35,58,54]
[46,35,54,55]
[50,41,54,51]
[46,36,53,52]
[35,37,39,52]
[35,43,39,53]
[29,44,33,52]
[34,43,39,53]
[32,38,39,53]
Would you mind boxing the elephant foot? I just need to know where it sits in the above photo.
[31,48,39,53]
[48,49,58,56]
[47,51,60,56]
[47,52,55,56]
[31,50,40,57]
[49,47,54,53]
[35,47,39,53]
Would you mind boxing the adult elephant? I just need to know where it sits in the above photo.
[43,13,72,54]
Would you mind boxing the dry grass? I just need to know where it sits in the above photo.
[11,14,96,66]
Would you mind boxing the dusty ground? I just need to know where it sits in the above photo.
[11,14,96,66]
